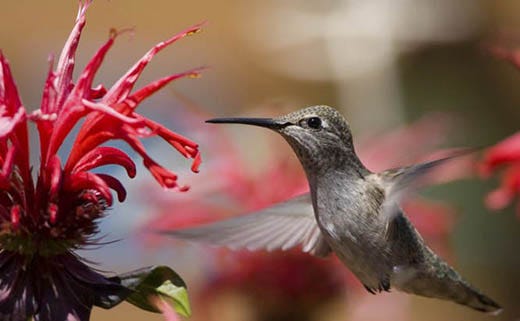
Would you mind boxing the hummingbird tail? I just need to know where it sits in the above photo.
[464,290,502,315]
[396,261,501,314]
[440,265,502,314]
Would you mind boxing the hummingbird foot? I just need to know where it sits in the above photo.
[363,278,391,294]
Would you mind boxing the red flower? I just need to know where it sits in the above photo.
[0,2,201,320]
[479,132,520,217]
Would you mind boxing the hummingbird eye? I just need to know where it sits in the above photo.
[306,116,322,129]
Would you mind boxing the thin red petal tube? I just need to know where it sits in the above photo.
[88,84,107,100]
[81,100,143,124]
[48,202,58,224]
[191,151,202,173]
[143,157,179,189]
[141,117,199,157]
[102,22,205,105]
[65,117,144,170]
[50,1,88,114]
[10,205,20,230]
[480,132,520,176]
[41,24,116,163]
[0,54,30,182]
[484,164,520,211]
[47,155,62,201]
[0,145,16,188]
[126,67,206,109]
[63,172,113,206]
[39,54,56,116]
[42,102,90,166]
[71,33,115,101]
[37,55,57,163]
[96,174,127,202]
[70,146,137,178]
[43,29,116,158]
[0,53,23,115]
[0,108,26,139]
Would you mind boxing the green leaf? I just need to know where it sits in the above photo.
[156,279,191,317]
[111,265,191,317]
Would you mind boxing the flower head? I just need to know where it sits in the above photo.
[0,2,201,320]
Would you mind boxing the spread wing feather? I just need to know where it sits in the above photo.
[160,193,331,257]
[378,149,474,222]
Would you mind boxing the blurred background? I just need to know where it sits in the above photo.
[1,1,519,320]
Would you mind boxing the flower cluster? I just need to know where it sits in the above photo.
[0,2,201,320]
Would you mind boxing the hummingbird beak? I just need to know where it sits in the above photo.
[206,117,289,130]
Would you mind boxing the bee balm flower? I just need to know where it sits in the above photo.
[0,1,201,320]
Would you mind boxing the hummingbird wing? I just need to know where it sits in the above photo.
[159,193,332,257]
[378,150,473,221]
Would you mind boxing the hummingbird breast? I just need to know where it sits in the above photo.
[312,171,397,290]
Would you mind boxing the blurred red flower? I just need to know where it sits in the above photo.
[0,2,201,320]
[479,132,520,217]
[480,44,520,218]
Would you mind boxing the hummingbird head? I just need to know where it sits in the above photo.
[207,105,366,174]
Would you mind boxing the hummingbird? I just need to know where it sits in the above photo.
[164,105,501,314]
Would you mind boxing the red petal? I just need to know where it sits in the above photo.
[47,155,62,200]
[64,105,144,168]
[37,55,57,163]
[0,145,15,187]
[480,132,520,175]
[127,67,206,108]
[39,2,96,162]
[10,205,20,230]
[89,84,107,100]
[102,22,205,105]
[484,165,520,211]
[39,54,57,115]
[123,133,192,189]
[71,35,115,101]
[191,151,202,173]
[143,157,179,189]
[64,171,113,206]
[96,174,127,202]
[50,1,89,114]
[485,188,512,210]
[71,146,137,178]
[142,117,198,155]
[0,106,26,139]
[81,99,143,124]
[0,52,23,115]
[0,53,30,181]
[502,164,520,190]
[42,105,87,165]
[48,202,58,224]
